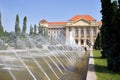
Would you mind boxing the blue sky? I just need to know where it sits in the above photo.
[0,0,102,33]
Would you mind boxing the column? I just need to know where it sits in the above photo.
[66,27,69,43]
[78,28,81,45]
[84,27,86,46]
[90,27,93,45]
[72,27,75,39]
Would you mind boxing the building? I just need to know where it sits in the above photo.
[39,15,102,47]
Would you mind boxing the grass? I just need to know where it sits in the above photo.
[93,50,120,80]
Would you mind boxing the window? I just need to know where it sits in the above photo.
[75,27,78,37]
[86,28,90,37]
[93,28,96,37]
[81,39,84,45]
[69,27,72,31]
[75,39,78,44]
[81,28,84,37]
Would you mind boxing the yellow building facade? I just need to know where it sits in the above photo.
[39,15,102,47]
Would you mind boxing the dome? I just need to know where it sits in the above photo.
[40,19,47,23]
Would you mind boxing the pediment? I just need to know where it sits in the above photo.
[72,19,90,26]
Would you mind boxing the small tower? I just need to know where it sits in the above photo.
[39,19,48,36]
[39,19,48,28]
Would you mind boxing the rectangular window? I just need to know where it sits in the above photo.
[93,28,96,37]
[69,27,72,31]
[75,27,78,37]
[86,28,90,37]
[81,28,84,37]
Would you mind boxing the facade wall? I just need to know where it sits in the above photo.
[46,25,99,48]
[48,28,65,40]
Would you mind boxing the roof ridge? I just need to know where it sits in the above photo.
[69,15,95,21]
[48,22,66,25]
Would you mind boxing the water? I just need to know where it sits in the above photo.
[0,31,86,80]
[66,31,77,46]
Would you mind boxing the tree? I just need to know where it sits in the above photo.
[44,27,48,37]
[100,0,116,58]
[4,30,9,37]
[93,32,101,50]
[15,14,21,35]
[101,0,120,71]
[29,24,33,35]
[107,0,120,71]
[0,12,4,37]
[38,25,43,34]
[22,16,27,34]
[34,24,37,34]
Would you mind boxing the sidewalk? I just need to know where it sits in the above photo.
[86,50,97,80]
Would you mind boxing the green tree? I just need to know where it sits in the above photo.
[34,24,37,34]
[38,26,40,34]
[93,32,101,50]
[29,24,33,35]
[44,27,48,37]
[100,0,116,58]
[22,16,27,34]
[101,0,120,71]
[0,12,4,37]
[107,0,120,71]
[15,14,21,35]
[4,31,9,37]
[38,26,43,34]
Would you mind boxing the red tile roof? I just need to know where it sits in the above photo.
[97,21,102,26]
[48,22,66,25]
[39,15,96,25]
[69,15,95,21]
[40,19,47,23]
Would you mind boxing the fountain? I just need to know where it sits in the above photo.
[0,31,89,80]
[0,39,7,50]
[66,31,77,46]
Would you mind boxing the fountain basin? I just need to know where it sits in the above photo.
[0,49,89,80]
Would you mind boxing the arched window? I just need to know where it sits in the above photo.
[75,39,78,44]
[81,39,84,45]
[86,39,90,45]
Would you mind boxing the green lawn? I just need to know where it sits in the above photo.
[93,50,120,80]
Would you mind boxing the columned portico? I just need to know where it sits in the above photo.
[65,26,98,47]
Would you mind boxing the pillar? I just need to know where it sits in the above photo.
[66,27,69,43]
[78,28,81,45]
[72,27,75,39]
[84,27,86,46]
[90,27,93,45]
